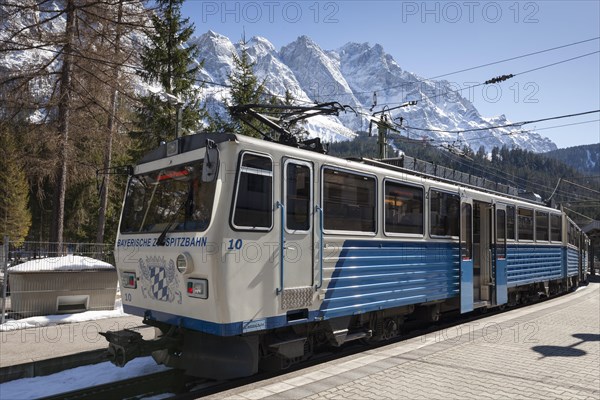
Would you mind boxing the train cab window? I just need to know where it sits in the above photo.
[550,215,562,242]
[120,161,216,234]
[535,211,549,241]
[323,168,376,233]
[232,153,273,230]
[384,181,423,235]
[506,206,516,240]
[285,163,311,231]
[517,208,534,241]
[429,190,460,237]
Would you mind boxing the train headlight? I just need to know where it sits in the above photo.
[176,253,194,274]
[187,278,208,299]
[122,272,137,289]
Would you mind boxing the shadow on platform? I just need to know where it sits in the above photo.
[532,333,600,358]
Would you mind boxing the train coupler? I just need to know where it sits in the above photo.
[100,327,178,367]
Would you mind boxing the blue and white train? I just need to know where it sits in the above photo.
[106,132,590,379]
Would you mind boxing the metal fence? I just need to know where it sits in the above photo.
[1,239,117,323]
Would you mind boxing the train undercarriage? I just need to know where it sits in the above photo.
[102,274,583,380]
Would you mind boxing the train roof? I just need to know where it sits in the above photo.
[137,132,237,165]
[136,132,559,212]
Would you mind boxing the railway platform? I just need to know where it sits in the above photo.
[0,315,150,381]
[209,278,600,400]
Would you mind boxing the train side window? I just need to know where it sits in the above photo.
[550,215,562,242]
[323,168,376,233]
[429,190,460,237]
[518,208,534,241]
[535,211,549,241]
[496,209,506,259]
[384,181,423,235]
[506,206,516,240]
[232,153,273,230]
[568,222,575,246]
[285,163,311,231]
[461,203,472,260]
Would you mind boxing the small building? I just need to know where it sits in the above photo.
[8,255,117,318]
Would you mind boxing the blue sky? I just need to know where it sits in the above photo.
[182,0,600,149]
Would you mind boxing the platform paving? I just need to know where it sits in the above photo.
[211,279,600,400]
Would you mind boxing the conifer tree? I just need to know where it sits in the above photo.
[134,0,204,156]
[227,38,268,139]
[0,129,31,245]
[284,89,295,106]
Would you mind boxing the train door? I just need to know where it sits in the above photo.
[278,159,314,308]
[473,201,493,307]
[494,205,508,305]
[460,198,474,313]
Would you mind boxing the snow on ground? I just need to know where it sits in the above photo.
[0,299,125,332]
[0,357,170,399]
[0,287,174,399]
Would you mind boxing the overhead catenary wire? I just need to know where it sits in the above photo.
[407,118,600,145]
[562,179,600,195]
[350,52,600,125]
[370,50,600,108]
[314,36,600,98]
[427,36,600,81]
[532,119,600,131]
[447,154,598,201]
[436,148,600,202]
[403,110,600,134]
[563,207,596,222]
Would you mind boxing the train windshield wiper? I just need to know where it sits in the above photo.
[156,190,191,246]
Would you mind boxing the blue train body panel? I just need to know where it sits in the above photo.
[460,257,474,313]
[567,247,579,277]
[495,257,508,305]
[320,240,460,319]
[506,244,562,287]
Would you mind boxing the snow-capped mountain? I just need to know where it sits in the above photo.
[193,31,557,152]
[1,3,558,153]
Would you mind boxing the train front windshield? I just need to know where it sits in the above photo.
[120,161,216,234]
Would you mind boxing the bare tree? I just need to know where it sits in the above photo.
[0,0,151,244]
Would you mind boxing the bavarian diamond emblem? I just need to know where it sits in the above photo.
[150,266,169,300]
[139,256,182,304]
